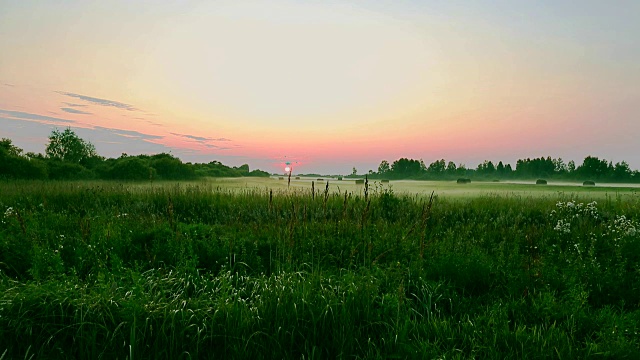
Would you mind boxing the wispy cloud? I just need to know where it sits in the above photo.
[170,132,232,142]
[0,109,162,143]
[56,91,138,111]
[0,109,77,125]
[93,126,164,141]
[204,143,232,150]
[146,120,164,126]
[61,107,92,115]
[124,115,163,126]
[63,102,88,107]
[2,83,15,87]
[1,109,235,157]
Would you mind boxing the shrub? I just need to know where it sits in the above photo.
[0,155,48,179]
[109,157,153,180]
[536,179,547,185]
[457,178,471,184]
[583,180,596,186]
[151,154,196,180]
[381,179,390,183]
[248,169,270,177]
[47,160,93,180]
[355,179,365,184]
[337,176,343,180]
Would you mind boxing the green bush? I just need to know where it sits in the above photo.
[47,160,93,180]
[109,157,154,180]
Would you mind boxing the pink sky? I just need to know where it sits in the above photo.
[1,1,639,174]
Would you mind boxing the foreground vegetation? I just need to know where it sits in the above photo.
[1,180,639,359]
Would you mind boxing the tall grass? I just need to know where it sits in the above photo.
[0,181,639,358]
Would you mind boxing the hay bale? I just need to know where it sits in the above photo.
[536,179,547,185]
[583,180,596,186]
[295,177,300,180]
[278,177,284,180]
[457,178,471,184]
[355,179,365,185]
[317,178,323,181]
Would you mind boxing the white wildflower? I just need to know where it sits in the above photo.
[554,220,571,234]
[4,207,14,218]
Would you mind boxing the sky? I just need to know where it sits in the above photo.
[1,0,639,175]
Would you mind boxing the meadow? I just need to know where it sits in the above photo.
[1,178,639,359]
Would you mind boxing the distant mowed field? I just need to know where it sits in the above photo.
[204,176,640,200]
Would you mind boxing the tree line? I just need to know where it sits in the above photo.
[4,129,638,182]
[366,156,640,182]
[0,128,270,180]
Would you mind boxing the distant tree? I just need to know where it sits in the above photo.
[25,152,45,160]
[613,161,632,181]
[351,167,358,176]
[0,138,23,157]
[456,163,468,176]
[567,160,576,173]
[427,159,446,173]
[45,128,97,163]
[477,160,496,175]
[505,164,513,173]
[419,159,427,172]
[377,160,390,174]
[446,161,457,174]
[515,157,555,178]
[391,158,422,177]
[487,161,496,173]
[553,158,567,173]
[576,156,610,179]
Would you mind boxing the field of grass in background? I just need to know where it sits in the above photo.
[1,179,639,359]
[214,176,640,199]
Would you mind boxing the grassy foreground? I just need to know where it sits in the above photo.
[1,180,639,359]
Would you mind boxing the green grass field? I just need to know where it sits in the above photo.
[1,179,639,359]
